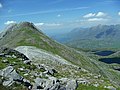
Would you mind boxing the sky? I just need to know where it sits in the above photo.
[0,0,120,35]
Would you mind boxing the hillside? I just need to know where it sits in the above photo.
[0,22,120,90]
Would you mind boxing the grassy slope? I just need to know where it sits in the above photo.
[0,25,102,74]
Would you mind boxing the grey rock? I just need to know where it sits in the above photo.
[10,70,23,81]
[45,77,61,90]
[12,54,17,58]
[2,59,9,63]
[23,79,32,89]
[105,86,116,90]
[49,82,60,90]
[3,80,14,86]
[0,53,5,57]
[77,78,89,84]
[0,66,23,86]
[66,80,78,90]
[15,46,73,65]
[58,86,66,90]
[34,78,46,88]
[23,60,31,64]
[1,66,14,77]
[44,80,53,90]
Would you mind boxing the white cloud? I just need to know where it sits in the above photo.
[35,22,62,30]
[96,12,106,17]
[35,23,44,26]
[45,23,61,26]
[83,12,107,18]
[4,21,16,25]
[83,13,96,18]
[57,14,61,17]
[118,12,120,16]
[88,18,107,22]
[35,23,61,27]
[0,3,3,8]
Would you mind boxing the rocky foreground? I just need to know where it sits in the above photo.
[0,47,116,90]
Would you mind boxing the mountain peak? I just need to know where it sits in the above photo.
[0,21,43,43]
[5,21,40,33]
[18,22,35,28]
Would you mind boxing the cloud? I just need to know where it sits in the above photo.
[88,18,107,22]
[83,13,96,18]
[118,12,120,16]
[35,22,62,30]
[45,23,61,26]
[4,21,16,25]
[35,22,61,27]
[57,14,61,17]
[96,12,106,17]
[35,23,44,26]
[0,3,3,8]
[83,12,107,18]
[0,7,89,18]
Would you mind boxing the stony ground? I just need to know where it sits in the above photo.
[0,47,117,90]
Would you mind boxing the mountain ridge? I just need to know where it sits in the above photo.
[53,24,120,50]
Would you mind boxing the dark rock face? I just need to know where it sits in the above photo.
[0,47,29,61]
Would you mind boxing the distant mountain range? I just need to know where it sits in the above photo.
[53,24,120,50]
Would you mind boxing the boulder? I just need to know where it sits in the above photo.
[0,66,14,76]
[0,66,22,86]
[104,86,116,90]
[10,70,23,81]
[34,78,46,89]
[66,80,78,90]
[3,79,14,86]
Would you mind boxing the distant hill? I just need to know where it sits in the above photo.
[53,24,120,50]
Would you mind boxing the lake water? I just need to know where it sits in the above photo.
[99,58,120,64]
[94,51,115,56]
